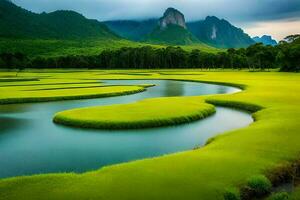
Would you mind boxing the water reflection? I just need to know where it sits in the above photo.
[0,117,30,133]
[163,81,184,96]
[217,86,228,94]
[0,104,32,114]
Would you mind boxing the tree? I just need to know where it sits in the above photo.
[189,50,201,68]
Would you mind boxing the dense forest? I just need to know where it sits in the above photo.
[0,0,117,40]
[0,35,299,72]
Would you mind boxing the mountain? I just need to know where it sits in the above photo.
[105,14,255,48]
[144,8,199,45]
[253,35,277,46]
[144,25,200,45]
[1,1,255,48]
[187,16,255,48]
[0,0,118,39]
[158,8,187,29]
[104,19,158,41]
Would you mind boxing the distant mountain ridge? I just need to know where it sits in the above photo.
[253,35,277,46]
[1,1,256,48]
[105,11,256,48]
[0,0,118,39]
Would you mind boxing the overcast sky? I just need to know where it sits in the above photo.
[12,0,300,41]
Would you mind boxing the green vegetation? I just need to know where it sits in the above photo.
[224,188,241,200]
[144,25,200,45]
[241,175,272,199]
[53,97,215,129]
[0,71,300,200]
[0,0,117,40]
[104,19,158,41]
[2,38,299,71]
[0,39,159,58]
[187,16,255,48]
[290,186,300,200]
[0,85,147,104]
[0,75,150,104]
[268,192,289,200]
[104,14,255,48]
[0,1,219,59]
[0,38,219,58]
[278,35,300,72]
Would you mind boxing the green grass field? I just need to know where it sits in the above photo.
[0,38,221,58]
[53,97,216,129]
[0,73,152,104]
[290,186,300,199]
[0,70,300,200]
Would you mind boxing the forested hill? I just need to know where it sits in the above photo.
[187,16,255,48]
[0,0,118,39]
[104,16,255,48]
[104,19,158,41]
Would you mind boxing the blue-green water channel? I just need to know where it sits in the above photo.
[0,80,253,178]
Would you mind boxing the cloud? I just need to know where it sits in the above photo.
[12,0,300,22]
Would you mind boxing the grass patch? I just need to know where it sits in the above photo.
[0,78,39,82]
[0,81,102,87]
[0,73,154,104]
[268,192,289,200]
[0,86,147,104]
[205,99,263,113]
[241,175,272,199]
[53,97,216,129]
[0,76,151,104]
[224,187,241,200]
[290,186,300,200]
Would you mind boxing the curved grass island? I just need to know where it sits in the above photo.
[53,97,216,129]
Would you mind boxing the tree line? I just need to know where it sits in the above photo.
[1,36,299,71]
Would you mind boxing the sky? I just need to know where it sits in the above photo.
[12,0,300,41]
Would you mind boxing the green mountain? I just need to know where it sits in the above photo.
[0,0,118,39]
[144,8,199,45]
[187,16,255,48]
[104,19,158,41]
[145,25,199,45]
[106,15,256,48]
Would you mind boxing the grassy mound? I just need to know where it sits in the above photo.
[0,74,153,104]
[53,97,216,129]
[0,70,300,200]
[0,85,148,104]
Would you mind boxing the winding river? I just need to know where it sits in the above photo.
[0,80,253,178]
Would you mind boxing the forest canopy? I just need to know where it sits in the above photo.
[0,36,299,72]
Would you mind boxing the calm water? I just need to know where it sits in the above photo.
[0,80,253,178]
